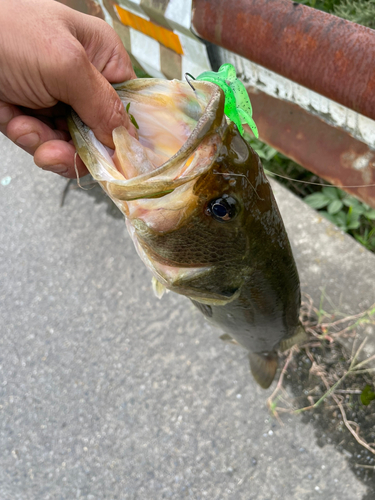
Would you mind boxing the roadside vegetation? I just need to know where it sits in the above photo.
[266,292,375,464]
[249,138,375,253]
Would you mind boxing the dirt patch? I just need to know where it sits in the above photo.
[268,296,375,498]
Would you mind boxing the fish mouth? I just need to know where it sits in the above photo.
[68,78,228,202]
[68,78,234,300]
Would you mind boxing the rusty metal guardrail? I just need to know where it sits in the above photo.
[192,0,375,122]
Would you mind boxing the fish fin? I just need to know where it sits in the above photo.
[248,352,278,389]
[279,325,307,352]
[191,299,213,318]
[219,333,239,346]
[188,288,241,306]
[152,277,166,299]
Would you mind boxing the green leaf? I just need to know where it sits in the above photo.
[134,67,152,78]
[321,211,348,230]
[365,209,375,220]
[249,139,278,161]
[353,206,366,216]
[354,234,367,246]
[343,199,367,218]
[327,199,343,215]
[129,114,139,130]
[263,147,278,161]
[304,192,330,209]
[321,212,339,225]
[346,207,361,225]
[253,147,274,160]
[335,211,347,228]
[347,220,361,230]
[322,187,340,200]
[342,196,362,208]
[126,102,139,129]
[252,148,266,158]
[361,384,375,406]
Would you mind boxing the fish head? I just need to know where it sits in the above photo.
[68,78,278,305]
[128,123,276,305]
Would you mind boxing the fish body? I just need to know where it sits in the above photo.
[68,77,302,388]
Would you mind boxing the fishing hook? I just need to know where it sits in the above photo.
[184,73,196,92]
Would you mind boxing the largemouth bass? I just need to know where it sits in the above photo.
[68,77,303,389]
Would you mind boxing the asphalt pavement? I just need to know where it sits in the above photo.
[1,133,375,499]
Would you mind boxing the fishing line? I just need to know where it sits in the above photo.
[74,152,83,188]
[74,152,95,191]
[264,169,375,189]
[61,155,96,207]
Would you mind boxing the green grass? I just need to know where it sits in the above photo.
[134,67,152,79]
[334,0,375,29]
[295,0,342,13]
[295,0,375,28]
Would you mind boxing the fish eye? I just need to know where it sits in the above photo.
[206,195,237,222]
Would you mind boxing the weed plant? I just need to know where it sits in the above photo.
[296,0,342,13]
[296,0,375,29]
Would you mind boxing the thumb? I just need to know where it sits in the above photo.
[58,50,137,148]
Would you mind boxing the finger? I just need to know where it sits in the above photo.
[47,37,137,149]
[34,140,88,178]
[65,57,136,148]
[6,115,69,156]
[73,14,137,82]
[101,44,137,83]
[0,101,22,136]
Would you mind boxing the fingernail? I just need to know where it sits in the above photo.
[0,105,13,125]
[16,133,40,148]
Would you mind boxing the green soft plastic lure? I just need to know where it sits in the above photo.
[195,63,259,139]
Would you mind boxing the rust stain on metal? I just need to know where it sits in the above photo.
[192,0,375,121]
[246,87,375,208]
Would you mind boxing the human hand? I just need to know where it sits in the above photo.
[0,0,137,178]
